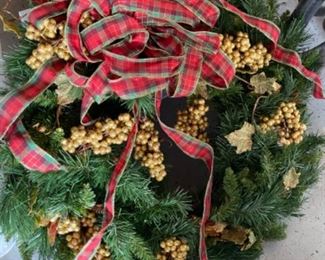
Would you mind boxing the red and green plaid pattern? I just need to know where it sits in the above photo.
[0,59,66,139]
[7,120,62,172]
[0,1,323,260]
[66,0,94,61]
[176,0,220,27]
[76,113,139,260]
[81,13,148,56]
[272,46,324,98]
[112,0,201,26]
[0,59,66,171]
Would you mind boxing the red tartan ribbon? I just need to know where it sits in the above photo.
[0,0,323,259]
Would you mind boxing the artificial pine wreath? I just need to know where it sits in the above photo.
[0,0,324,259]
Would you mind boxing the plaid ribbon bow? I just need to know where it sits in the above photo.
[0,0,323,259]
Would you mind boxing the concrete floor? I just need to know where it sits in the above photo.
[0,0,325,260]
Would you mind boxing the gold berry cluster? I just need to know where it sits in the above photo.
[67,211,98,252]
[25,18,72,69]
[96,245,112,260]
[61,113,133,155]
[65,232,83,252]
[55,39,71,61]
[220,32,272,72]
[80,11,95,28]
[157,237,190,260]
[134,119,167,182]
[81,211,97,228]
[175,98,209,142]
[260,102,307,146]
[57,217,81,235]
[85,225,100,240]
[58,211,111,259]
[25,11,95,70]
[26,43,55,70]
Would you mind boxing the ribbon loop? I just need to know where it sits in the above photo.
[175,0,220,27]
[0,59,66,139]
[7,120,63,172]
[202,51,236,88]
[112,0,201,26]
[65,0,93,61]
[22,0,69,26]
[81,13,149,55]
[172,47,203,97]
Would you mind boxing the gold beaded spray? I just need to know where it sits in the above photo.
[220,32,272,72]
[57,211,111,259]
[175,98,209,142]
[25,11,95,70]
[25,18,72,69]
[61,113,133,155]
[260,102,306,146]
[57,217,81,235]
[134,119,167,182]
[157,237,190,260]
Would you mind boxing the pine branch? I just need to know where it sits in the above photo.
[129,234,156,260]
[0,176,37,241]
[212,168,241,222]
[116,163,159,209]
[279,18,309,51]
[208,242,262,260]
[122,95,155,118]
[134,190,192,228]
[1,38,35,95]
[104,219,153,260]
[262,222,287,240]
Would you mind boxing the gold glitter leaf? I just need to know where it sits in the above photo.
[205,222,228,237]
[225,122,255,154]
[206,221,257,251]
[0,10,21,38]
[55,74,83,106]
[195,80,209,99]
[283,168,301,190]
[241,230,257,251]
[250,72,281,95]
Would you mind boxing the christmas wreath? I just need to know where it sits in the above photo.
[0,0,324,259]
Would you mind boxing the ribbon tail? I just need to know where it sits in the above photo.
[48,220,59,246]
[7,120,63,172]
[272,46,324,99]
[0,59,66,139]
[202,51,235,88]
[217,0,281,42]
[155,91,214,260]
[76,115,139,260]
